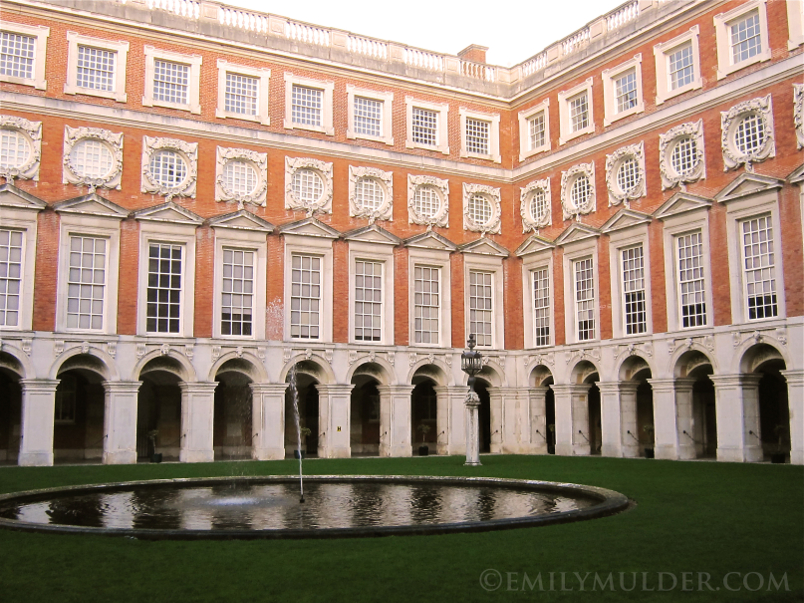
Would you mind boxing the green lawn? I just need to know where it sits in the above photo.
[0,455,801,603]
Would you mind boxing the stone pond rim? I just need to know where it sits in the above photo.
[0,475,630,540]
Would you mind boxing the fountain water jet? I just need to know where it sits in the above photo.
[288,364,305,503]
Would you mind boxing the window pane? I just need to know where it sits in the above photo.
[730,11,762,64]
[569,92,589,132]
[465,117,489,155]
[354,260,382,341]
[221,248,254,336]
[0,229,23,327]
[354,177,384,211]
[413,186,441,219]
[0,129,31,169]
[70,139,114,179]
[669,42,694,90]
[412,107,438,146]
[222,159,258,196]
[67,236,106,330]
[291,254,321,339]
[147,243,182,333]
[354,96,382,137]
[0,32,35,79]
[676,231,707,328]
[291,85,322,126]
[529,112,545,149]
[149,150,187,188]
[153,59,189,104]
[532,268,550,347]
[225,72,258,115]
[741,216,777,320]
[76,45,115,91]
[414,265,439,344]
[622,246,647,335]
[615,69,637,113]
[574,258,595,341]
[469,270,493,346]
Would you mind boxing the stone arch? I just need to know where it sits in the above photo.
[345,357,395,386]
[278,354,335,385]
[528,364,554,387]
[406,359,451,386]
[737,341,788,375]
[671,347,716,379]
[617,354,653,382]
[0,348,30,380]
[133,350,197,383]
[49,346,119,381]
[208,352,268,383]
[570,359,600,384]
[473,361,506,388]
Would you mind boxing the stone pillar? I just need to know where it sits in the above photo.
[377,385,414,457]
[550,384,590,456]
[250,383,287,460]
[649,378,687,461]
[598,381,623,458]
[102,381,141,465]
[434,386,468,456]
[781,370,804,465]
[619,382,640,458]
[528,386,549,455]
[179,382,217,463]
[316,384,354,458]
[18,379,59,466]
[709,374,762,463]
[464,391,481,466]
[487,387,506,453]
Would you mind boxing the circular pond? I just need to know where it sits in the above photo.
[0,475,628,539]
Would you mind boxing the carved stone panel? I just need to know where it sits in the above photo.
[215,146,268,206]
[462,182,501,235]
[285,157,333,215]
[720,94,775,172]
[408,174,449,229]
[349,165,393,223]
[0,115,42,183]
[141,136,198,200]
[63,125,123,191]
[520,178,552,233]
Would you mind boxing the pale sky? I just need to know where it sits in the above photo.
[222,0,626,67]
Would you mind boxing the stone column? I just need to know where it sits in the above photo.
[648,378,687,461]
[179,382,217,463]
[18,379,59,466]
[102,381,141,465]
[250,383,287,460]
[464,391,481,466]
[549,384,591,456]
[619,382,640,458]
[377,385,414,457]
[528,386,549,455]
[597,381,623,458]
[434,386,468,456]
[315,384,354,458]
[487,387,506,453]
[781,370,804,465]
[709,374,762,463]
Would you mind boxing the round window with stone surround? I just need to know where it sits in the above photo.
[149,149,188,189]
[69,138,115,180]
[414,185,441,219]
[292,168,324,205]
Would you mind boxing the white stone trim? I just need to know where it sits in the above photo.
[62,125,123,191]
[283,234,333,343]
[136,222,196,338]
[459,107,501,163]
[788,0,804,49]
[211,229,268,339]
[560,162,596,221]
[520,178,552,232]
[561,238,600,344]
[0,204,39,331]
[408,246,452,349]
[521,252,555,349]
[348,165,393,223]
[215,146,268,206]
[140,136,198,200]
[653,26,702,105]
[215,59,270,125]
[659,119,706,190]
[142,46,202,114]
[0,115,41,182]
[795,83,804,150]
[713,0,771,80]
[463,253,505,350]
[64,32,128,102]
[284,156,333,215]
[601,54,644,126]
[607,224,653,338]
[720,94,775,171]
[283,72,334,135]
[55,214,120,335]
[348,240,395,345]
[346,85,394,145]
[558,77,594,145]
[462,182,501,235]
[0,21,49,90]
[518,98,551,161]
[405,97,449,155]
[605,141,646,207]
[407,174,449,229]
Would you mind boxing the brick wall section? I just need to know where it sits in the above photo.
[116,219,139,335]
[193,225,214,338]
[597,237,613,341]
[332,239,348,343]
[450,253,465,349]
[554,247,566,346]
[502,256,523,350]
[393,247,409,347]
[780,185,804,318]
[265,235,284,340]
[648,219,668,335]
[31,210,59,332]
[708,203,732,327]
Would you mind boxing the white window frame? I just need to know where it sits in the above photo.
[562,239,600,344]
[788,0,804,49]
[0,207,39,331]
[283,73,334,135]
[714,0,771,80]
[142,46,202,114]
[518,98,551,161]
[521,251,554,349]
[608,226,653,339]
[408,248,452,349]
[459,107,501,163]
[211,230,267,340]
[463,254,504,350]
[137,223,196,338]
[602,54,644,126]
[405,97,449,155]
[284,234,333,342]
[653,26,702,105]
[721,189,786,324]
[348,241,394,346]
[215,59,270,125]
[346,85,394,145]
[558,77,594,145]
[64,32,128,102]
[0,21,49,90]
[56,215,120,335]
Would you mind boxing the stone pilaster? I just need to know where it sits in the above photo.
[550,383,591,456]
[781,370,803,465]
[528,386,549,454]
[18,379,59,466]
[434,386,468,455]
[179,382,217,463]
[102,381,141,465]
[315,384,354,458]
[250,383,287,460]
[709,374,763,463]
[377,385,414,457]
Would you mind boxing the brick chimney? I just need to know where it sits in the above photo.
[457,44,488,64]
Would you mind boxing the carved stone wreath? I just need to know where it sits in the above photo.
[0,115,41,183]
[795,83,803,151]
[462,183,501,235]
[215,147,268,206]
[605,141,645,207]
[659,119,706,190]
[408,174,449,229]
[63,125,123,191]
[349,165,393,223]
[720,94,775,172]
[560,162,596,221]
[284,156,333,216]
[141,136,198,200]
[520,178,552,232]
